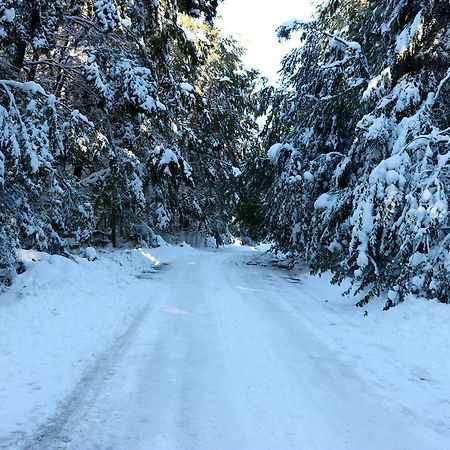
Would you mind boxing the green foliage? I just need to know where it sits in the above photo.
[241,0,450,307]
[0,0,258,286]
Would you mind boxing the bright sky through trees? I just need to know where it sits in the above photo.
[217,0,317,81]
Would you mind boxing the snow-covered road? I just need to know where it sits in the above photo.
[2,245,450,449]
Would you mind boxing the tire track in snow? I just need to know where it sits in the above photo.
[21,301,153,450]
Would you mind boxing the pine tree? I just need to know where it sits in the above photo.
[0,0,262,286]
[241,0,450,307]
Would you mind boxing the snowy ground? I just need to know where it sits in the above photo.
[1,243,450,449]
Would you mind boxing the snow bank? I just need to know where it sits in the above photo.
[84,246,98,261]
[250,249,450,443]
[0,246,174,444]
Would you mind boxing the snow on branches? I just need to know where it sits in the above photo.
[246,0,450,307]
[0,0,14,39]
[94,0,121,31]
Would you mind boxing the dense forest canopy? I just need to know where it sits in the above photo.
[239,0,450,307]
[0,0,258,285]
[1,0,450,308]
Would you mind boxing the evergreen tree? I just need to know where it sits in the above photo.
[240,0,450,307]
[0,0,261,286]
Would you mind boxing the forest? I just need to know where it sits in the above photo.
[2,1,450,449]
[1,0,449,309]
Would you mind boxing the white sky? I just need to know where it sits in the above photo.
[216,0,317,81]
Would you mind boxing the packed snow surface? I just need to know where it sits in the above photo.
[1,244,450,449]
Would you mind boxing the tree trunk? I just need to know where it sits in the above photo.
[111,205,117,247]
[27,52,39,81]
[74,165,83,178]
[12,41,27,73]
[12,2,40,73]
